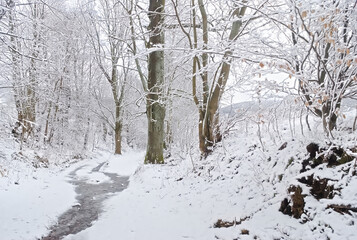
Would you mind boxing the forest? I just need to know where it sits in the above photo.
[0,0,357,239]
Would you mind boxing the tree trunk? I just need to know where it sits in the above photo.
[114,102,122,155]
[25,1,44,137]
[198,110,207,155]
[145,0,165,164]
[25,57,37,137]
[109,71,124,155]
[145,97,165,164]
[328,113,338,132]
[114,121,122,155]
[164,97,173,151]
[320,98,340,136]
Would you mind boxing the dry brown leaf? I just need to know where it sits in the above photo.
[347,59,352,67]
[301,11,307,18]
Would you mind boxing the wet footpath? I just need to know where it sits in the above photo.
[41,162,128,240]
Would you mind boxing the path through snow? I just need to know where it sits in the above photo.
[41,162,129,240]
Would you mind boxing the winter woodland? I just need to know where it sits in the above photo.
[0,0,357,239]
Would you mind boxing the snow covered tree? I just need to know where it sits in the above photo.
[145,0,166,164]
[171,0,252,155]
[0,0,14,20]
[2,1,105,153]
[7,0,45,142]
[266,0,357,136]
[82,0,131,154]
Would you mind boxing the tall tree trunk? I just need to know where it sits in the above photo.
[114,117,122,154]
[114,100,123,155]
[145,0,166,164]
[198,110,208,155]
[110,65,125,155]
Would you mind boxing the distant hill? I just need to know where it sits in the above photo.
[221,97,357,116]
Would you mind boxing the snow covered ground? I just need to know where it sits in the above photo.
[64,137,356,240]
[1,111,357,240]
[0,170,75,240]
[66,120,356,239]
[0,142,143,240]
[0,137,77,240]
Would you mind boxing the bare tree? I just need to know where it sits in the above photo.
[7,0,45,143]
[261,0,357,136]
[171,0,250,155]
[82,0,131,154]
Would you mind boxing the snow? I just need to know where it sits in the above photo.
[0,146,145,240]
[1,112,357,240]
[0,165,76,240]
[63,116,356,240]
[0,132,75,239]
[0,176,74,240]
[100,150,144,176]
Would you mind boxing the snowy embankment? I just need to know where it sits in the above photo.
[66,126,357,239]
[0,138,76,240]
[0,170,75,240]
[1,114,356,240]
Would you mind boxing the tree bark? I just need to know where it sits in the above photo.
[110,65,125,155]
[114,118,122,154]
[145,0,166,164]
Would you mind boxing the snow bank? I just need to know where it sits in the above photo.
[0,168,76,240]
[65,119,357,240]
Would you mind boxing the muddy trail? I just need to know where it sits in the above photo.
[40,162,129,240]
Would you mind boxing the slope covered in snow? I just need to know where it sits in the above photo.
[1,105,356,240]
[65,115,357,240]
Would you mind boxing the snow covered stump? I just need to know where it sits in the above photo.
[279,185,305,219]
